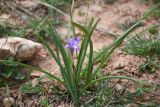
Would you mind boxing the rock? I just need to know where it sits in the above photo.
[0,37,44,61]
[3,97,15,107]
[16,44,36,61]
[0,47,11,60]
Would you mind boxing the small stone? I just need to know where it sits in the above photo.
[117,50,123,54]
[130,68,136,72]
[145,96,150,100]
[3,97,15,107]
[127,85,136,93]
[123,52,128,55]
[148,80,154,84]
[115,84,122,91]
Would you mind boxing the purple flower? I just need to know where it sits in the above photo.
[65,37,80,53]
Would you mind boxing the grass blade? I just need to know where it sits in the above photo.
[0,60,63,84]
[85,40,93,84]
[47,22,79,104]
[80,76,144,95]
[93,21,142,63]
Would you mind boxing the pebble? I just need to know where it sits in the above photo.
[3,97,15,107]
[115,84,122,91]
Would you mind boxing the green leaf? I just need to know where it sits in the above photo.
[2,66,14,78]
[85,40,93,84]
[76,35,90,83]
[149,26,158,35]
[0,60,63,84]
[20,81,42,94]
[40,98,49,107]
[143,3,160,19]
[15,72,25,80]
[47,22,79,104]
[80,76,144,95]
[71,21,89,35]
[89,19,100,36]
[93,21,142,64]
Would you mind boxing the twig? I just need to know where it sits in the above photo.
[5,1,41,20]
[4,1,22,17]
[5,0,120,38]
[16,5,41,20]
[37,0,69,19]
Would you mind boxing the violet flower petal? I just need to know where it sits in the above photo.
[65,37,80,52]
[72,37,79,45]
[64,44,69,48]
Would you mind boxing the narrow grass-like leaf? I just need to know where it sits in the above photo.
[38,35,74,93]
[37,35,71,84]
[80,76,144,95]
[71,21,89,35]
[48,22,73,76]
[93,21,142,63]
[88,17,95,29]
[0,60,63,84]
[143,3,160,19]
[86,40,93,84]
[47,22,79,104]
[89,19,101,36]
[37,35,61,66]
[76,35,90,83]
